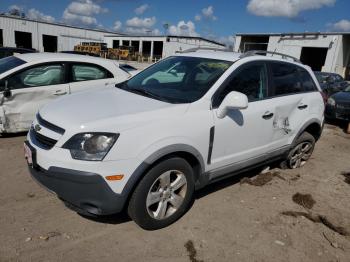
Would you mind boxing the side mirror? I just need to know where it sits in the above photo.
[216,91,248,119]
[3,80,12,98]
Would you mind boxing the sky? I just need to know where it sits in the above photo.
[1,0,350,45]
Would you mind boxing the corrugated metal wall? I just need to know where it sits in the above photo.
[0,16,119,52]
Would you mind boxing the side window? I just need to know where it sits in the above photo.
[214,63,268,106]
[299,68,318,92]
[271,63,302,96]
[6,64,65,90]
[71,64,112,82]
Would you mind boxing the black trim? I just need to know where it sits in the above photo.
[207,126,215,164]
[206,145,290,182]
[28,164,126,215]
[29,127,57,150]
[37,113,65,135]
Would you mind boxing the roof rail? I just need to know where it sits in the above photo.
[240,50,301,63]
[176,47,231,54]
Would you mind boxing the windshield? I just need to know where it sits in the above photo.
[345,86,350,92]
[116,56,232,103]
[0,56,26,75]
[314,72,328,83]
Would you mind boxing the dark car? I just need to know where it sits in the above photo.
[314,71,349,98]
[325,86,350,121]
[0,47,36,59]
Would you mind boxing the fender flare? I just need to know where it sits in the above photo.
[120,144,205,197]
[291,118,323,146]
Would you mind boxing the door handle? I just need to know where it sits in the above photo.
[54,90,67,96]
[298,104,308,110]
[262,112,274,120]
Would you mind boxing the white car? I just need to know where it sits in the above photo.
[0,53,136,133]
[25,50,325,230]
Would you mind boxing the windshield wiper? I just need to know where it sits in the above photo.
[128,87,169,102]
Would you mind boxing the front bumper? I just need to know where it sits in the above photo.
[29,164,127,216]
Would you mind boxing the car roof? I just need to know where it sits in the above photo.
[176,50,242,62]
[175,50,310,69]
[14,52,118,65]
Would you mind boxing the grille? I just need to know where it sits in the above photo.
[30,128,57,150]
[37,114,65,135]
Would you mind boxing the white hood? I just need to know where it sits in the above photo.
[39,88,189,132]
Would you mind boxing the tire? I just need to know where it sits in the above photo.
[128,157,195,230]
[281,132,316,169]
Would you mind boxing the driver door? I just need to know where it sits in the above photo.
[0,63,69,132]
[209,62,275,174]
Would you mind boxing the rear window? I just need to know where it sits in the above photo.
[0,56,26,75]
[271,62,317,96]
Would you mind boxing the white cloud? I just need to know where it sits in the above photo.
[195,5,217,22]
[62,0,108,26]
[217,35,235,47]
[328,19,350,31]
[134,4,149,15]
[195,15,201,21]
[124,27,161,36]
[247,0,336,18]
[63,9,97,25]
[126,16,156,28]
[8,5,23,12]
[113,20,122,31]
[27,8,55,23]
[202,6,217,20]
[168,21,199,37]
[66,0,107,16]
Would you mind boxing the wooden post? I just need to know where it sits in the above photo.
[347,122,350,134]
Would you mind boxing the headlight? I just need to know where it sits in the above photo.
[63,133,119,161]
[327,97,336,106]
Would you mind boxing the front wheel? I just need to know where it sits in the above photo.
[281,132,316,169]
[128,158,194,230]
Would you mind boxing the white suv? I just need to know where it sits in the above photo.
[25,50,324,230]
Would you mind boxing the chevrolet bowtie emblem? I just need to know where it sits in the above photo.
[34,124,42,132]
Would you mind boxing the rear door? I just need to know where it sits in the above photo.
[267,61,319,148]
[68,63,117,93]
[0,63,69,132]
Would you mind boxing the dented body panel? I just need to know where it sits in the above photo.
[0,84,69,133]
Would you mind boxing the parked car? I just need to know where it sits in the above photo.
[0,53,137,133]
[25,50,324,230]
[60,50,100,57]
[325,85,350,122]
[0,47,36,59]
[314,71,349,98]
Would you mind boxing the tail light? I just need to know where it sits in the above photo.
[320,91,327,104]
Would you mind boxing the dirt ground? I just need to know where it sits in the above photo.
[0,124,349,262]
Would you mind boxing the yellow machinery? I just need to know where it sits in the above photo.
[73,42,135,60]
[74,42,108,57]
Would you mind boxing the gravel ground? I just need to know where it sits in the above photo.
[0,124,349,262]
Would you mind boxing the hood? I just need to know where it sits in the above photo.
[39,88,188,131]
[332,91,350,103]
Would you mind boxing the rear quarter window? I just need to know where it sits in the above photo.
[298,69,318,92]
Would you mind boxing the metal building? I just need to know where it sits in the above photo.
[235,32,350,79]
[104,35,226,62]
[0,14,121,52]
